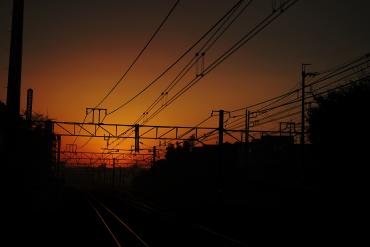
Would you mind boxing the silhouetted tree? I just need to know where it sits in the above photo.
[308,79,370,146]
[308,80,370,145]
[307,79,370,207]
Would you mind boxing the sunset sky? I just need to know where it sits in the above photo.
[1,0,370,160]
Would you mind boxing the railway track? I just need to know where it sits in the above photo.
[123,196,249,247]
[91,192,249,247]
[88,196,150,247]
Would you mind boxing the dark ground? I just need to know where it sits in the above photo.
[2,184,359,247]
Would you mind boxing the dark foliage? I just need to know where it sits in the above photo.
[1,101,58,214]
[307,79,370,208]
[308,79,370,145]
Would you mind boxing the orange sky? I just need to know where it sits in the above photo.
[1,0,370,163]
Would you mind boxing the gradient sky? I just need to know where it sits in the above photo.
[1,0,370,157]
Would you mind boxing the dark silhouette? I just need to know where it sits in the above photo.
[6,0,24,119]
[1,101,115,246]
[308,79,370,208]
[1,102,56,208]
[125,80,370,245]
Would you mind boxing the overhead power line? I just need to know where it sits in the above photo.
[106,0,300,151]
[72,0,180,148]
[104,0,250,149]
[231,53,370,113]
[107,0,246,115]
[86,0,300,154]
[142,0,300,124]
[172,57,370,145]
[250,74,370,128]
[95,0,180,109]
[133,0,254,126]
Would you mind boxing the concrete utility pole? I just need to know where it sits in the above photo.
[7,0,24,119]
[134,124,140,152]
[301,64,318,145]
[245,109,250,144]
[301,64,318,173]
[212,110,231,145]
[218,110,224,145]
[211,109,226,193]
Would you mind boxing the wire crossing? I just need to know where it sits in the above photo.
[72,0,181,147]
[95,0,181,109]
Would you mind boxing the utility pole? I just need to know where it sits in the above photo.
[301,64,318,175]
[7,0,24,120]
[218,110,224,145]
[212,110,227,145]
[245,109,250,144]
[134,124,140,152]
[211,109,229,195]
[301,64,318,144]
